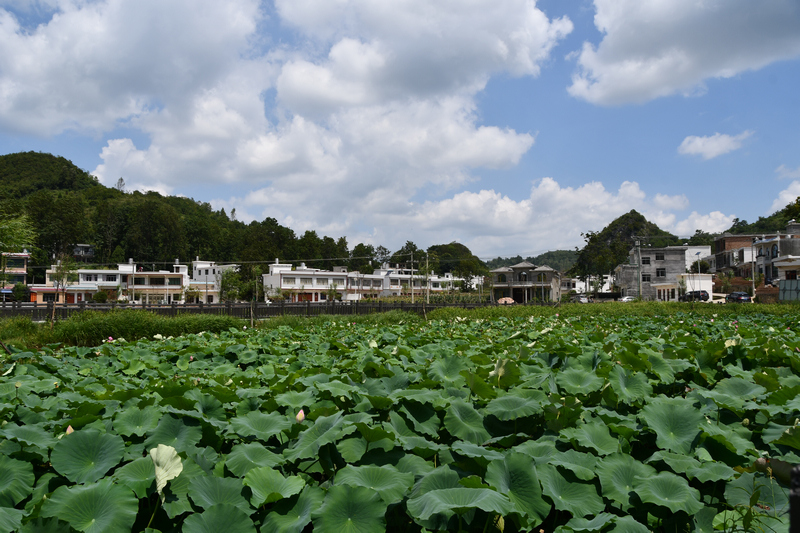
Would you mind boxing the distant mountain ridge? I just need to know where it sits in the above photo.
[486,250,578,272]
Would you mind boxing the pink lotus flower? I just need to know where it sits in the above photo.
[66,425,74,435]
[296,410,305,422]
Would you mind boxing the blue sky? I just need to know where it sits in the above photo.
[1,0,799,259]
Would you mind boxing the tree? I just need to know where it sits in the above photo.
[219,269,242,302]
[0,212,36,292]
[689,260,710,274]
[50,254,78,327]
[349,243,376,273]
[391,241,421,268]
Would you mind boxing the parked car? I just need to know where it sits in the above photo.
[572,295,590,304]
[619,296,636,302]
[726,291,752,303]
[680,290,709,302]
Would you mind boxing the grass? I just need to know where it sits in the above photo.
[3,301,799,351]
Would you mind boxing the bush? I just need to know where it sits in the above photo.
[92,291,108,303]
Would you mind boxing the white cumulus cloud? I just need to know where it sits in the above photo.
[776,164,800,180]
[568,0,800,105]
[678,131,753,160]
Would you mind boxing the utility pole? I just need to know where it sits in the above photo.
[426,252,430,304]
[410,251,414,304]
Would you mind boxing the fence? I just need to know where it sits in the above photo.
[0,299,556,321]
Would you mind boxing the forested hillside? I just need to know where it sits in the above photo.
[485,250,578,272]
[1,152,491,283]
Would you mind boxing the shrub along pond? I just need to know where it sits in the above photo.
[0,310,797,532]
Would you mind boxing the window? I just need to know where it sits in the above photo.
[212,269,215,275]
[787,271,797,280]
[168,278,181,286]
[205,269,209,275]
[372,280,382,288]
[317,278,328,286]
[641,257,651,265]
[642,274,651,282]
[497,274,507,283]
[6,258,25,269]
[432,282,440,288]
[537,273,547,282]
[300,278,313,285]
[283,277,295,284]
[656,268,666,277]
[106,275,117,282]
[207,295,214,303]
[150,277,165,286]
[390,278,399,287]
[655,253,664,261]
[772,245,779,258]
[134,277,146,285]
[43,293,55,302]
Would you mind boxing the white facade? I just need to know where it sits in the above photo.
[191,259,238,303]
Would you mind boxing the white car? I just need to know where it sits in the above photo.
[619,296,636,302]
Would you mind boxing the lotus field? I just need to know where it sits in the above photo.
[2,311,800,532]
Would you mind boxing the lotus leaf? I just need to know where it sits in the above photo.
[261,486,325,533]
[112,406,161,436]
[144,414,202,453]
[634,471,703,514]
[334,464,413,504]
[596,453,656,510]
[565,513,616,532]
[443,399,489,445]
[284,412,348,462]
[311,485,387,533]
[244,466,305,506]
[407,487,513,520]
[608,365,652,405]
[561,422,619,456]
[149,444,183,500]
[226,442,284,477]
[484,395,543,420]
[229,411,292,441]
[608,515,650,533]
[536,464,604,517]
[485,452,551,527]
[0,455,34,506]
[113,456,155,499]
[556,367,604,395]
[187,474,251,513]
[640,396,702,454]
[181,504,256,533]
[40,478,138,533]
[51,429,125,484]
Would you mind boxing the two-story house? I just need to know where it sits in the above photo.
[489,262,561,303]
[615,245,711,301]
[1,251,30,300]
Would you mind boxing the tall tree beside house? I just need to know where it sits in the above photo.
[49,254,78,327]
[571,210,681,281]
[0,210,36,290]
[391,241,422,268]
[349,243,376,273]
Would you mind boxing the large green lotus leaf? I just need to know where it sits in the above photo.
[0,507,25,532]
[261,486,325,533]
[489,358,521,389]
[337,437,368,463]
[608,365,652,405]
[608,515,650,533]
[284,412,349,463]
[484,395,543,421]
[226,442,284,477]
[443,399,490,445]
[244,467,305,506]
[144,414,202,453]
[725,472,788,515]
[51,429,125,484]
[645,451,701,474]
[428,356,468,386]
[700,422,756,458]
[411,467,461,498]
[647,353,693,385]
[113,456,155,499]
[40,478,138,533]
[0,455,34,506]
[18,517,71,533]
[275,390,317,411]
[451,441,504,461]
[556,367,604,395]
[596,453,656,510]
[384,412,445,456]
[512,439,557,464]
[639,396,702,454]
[311,485,387,533]
[391,389,448,409]
[2,422,56,449]
[112,406,161,436]
[485,452,551,527]
[548,450,597,481]
[762,422,800,450]
[316,380,359,399]
[187,474,251,513]
[407,487,513,520]
[536,464,604,517]
[714,377,766,399]
[398,401,441,436]
[334,464,413,504]
[686,461,736,483]
[561,422,619,456]
[565,513,616,532]
[634,471,703,514]
[461,370,497,400]
[149,444,183,499]
[229,411,292,441]
[182,504,257,533]
[162,459,206,519]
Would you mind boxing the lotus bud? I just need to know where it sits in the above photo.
[742,418,750,427]
[66,425,74,434]
[296,410,305,422]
